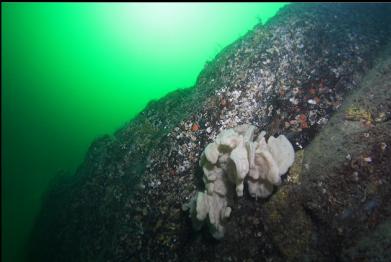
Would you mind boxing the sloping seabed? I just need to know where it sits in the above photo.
[29,3,391,261]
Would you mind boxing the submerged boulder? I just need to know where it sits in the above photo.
[262,43,391,260]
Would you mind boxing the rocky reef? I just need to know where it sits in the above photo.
[29,3,391,261]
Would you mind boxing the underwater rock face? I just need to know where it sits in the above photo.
[29,3,391,262]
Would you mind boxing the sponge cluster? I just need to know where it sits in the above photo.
[183,124,295,239]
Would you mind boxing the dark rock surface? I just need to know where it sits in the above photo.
[263,44,391,261]
[28,3,391,262]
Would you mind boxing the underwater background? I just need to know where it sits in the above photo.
[1,3,287,262]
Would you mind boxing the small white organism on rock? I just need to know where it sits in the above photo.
[183,124,294,239]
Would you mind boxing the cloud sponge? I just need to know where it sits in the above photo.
[183,124,295,239]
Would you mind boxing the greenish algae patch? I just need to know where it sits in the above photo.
[287,150,304,185]
[263,184,313,260]
[344,105,373,123]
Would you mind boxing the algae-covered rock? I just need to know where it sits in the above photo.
[342,220,391,262]
[262,185,313,260]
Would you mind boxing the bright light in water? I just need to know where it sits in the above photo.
[93,3,289,96]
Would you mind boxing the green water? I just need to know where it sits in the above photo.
[1,3,287,261]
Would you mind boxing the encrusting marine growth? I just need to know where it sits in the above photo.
[183,124,295,239]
